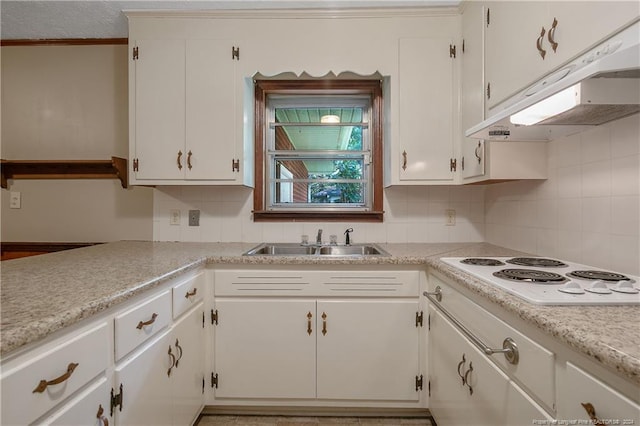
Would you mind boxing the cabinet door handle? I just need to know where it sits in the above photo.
[457,354,467,385]
[185,288,197,299]
[97,404,109,426]
[136,312,158,329]
[322,312,328,336]
[33,362,79,393]
[307,312,313,335]
[175,338,183,368]
[167,346,176,377]
[402,151,408,171]
[187,150,193,170]
[177,150,183,170]
[548,18,558,52]
[464,362,474,395]
[536,26,547,59]
[581,403,602,424]
[475,141,482,164]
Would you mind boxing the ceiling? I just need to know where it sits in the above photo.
[0,0,460,40]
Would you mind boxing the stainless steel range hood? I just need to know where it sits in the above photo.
[466,20,640,142]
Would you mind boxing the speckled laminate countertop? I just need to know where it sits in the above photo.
[2,240,639,387]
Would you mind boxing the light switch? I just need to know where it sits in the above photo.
[9,192,21,209]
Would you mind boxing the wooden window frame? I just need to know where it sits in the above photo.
[253,80,384,222]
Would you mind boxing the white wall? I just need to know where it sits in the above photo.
[152,185,486,245]
[485,114,640,275]
[1,44,153,242]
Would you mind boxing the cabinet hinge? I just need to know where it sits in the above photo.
[415,374,424,392]
[461,156,465,171]
[133,158,139,172]
[428,379,431,397]
[486,7,490,27]
[415,311,424,328]
[110,384,123,417]
[132,46,139,60]
[449,44,456,58]
[202,376,205,394]
[428,313,431,331]
[232,46,240,60]
[202,311,205,328]
[487,82,491,100]
[450,158,457,172]
[462,39,465,54]
[211,373,219,388]
[211,309,218,325]
[231,159,240,172]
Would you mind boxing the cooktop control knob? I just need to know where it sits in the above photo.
[611,280,640,294]
[558,281,585,294]
[584,280,612,294]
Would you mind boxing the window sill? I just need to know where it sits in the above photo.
[253,210,384,222]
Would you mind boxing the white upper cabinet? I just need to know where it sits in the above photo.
[484,1,639,112]
[389,36,457,185]
[128,21,248,185]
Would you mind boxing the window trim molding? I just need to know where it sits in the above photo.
[253,79,384,222]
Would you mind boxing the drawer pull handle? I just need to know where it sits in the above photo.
[423,286,442,302]
[424,292,520,365]
[581,402,602,425]
[167,346,176,377]
[187,150,193,170]
[475,142,482,164]
[97,404,109,426]
[322,312,328,336]
[177,150,183,170]
[464,362,474,395]
[185,288,197,299]
[136,313,158,329]
[536,26,547,59]
[33,362,79,393]
[307,311,313,335]
[175,339,183,368]
[457,354,467,385]
[548,18,559,53]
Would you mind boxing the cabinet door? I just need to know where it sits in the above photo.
[171,303,205,426]
[484,2,549,110]
[559,362,640,424]
[132,39,186,180]
[186,39,237,181]
[114,331,173,426]
[44,377,111,426]
[214,298,316,399]
[316,300,420,401]
[461,2,486,180]
[429,310,509,426]
[398,37,455,182]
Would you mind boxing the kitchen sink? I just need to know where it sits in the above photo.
[243,243,390,257]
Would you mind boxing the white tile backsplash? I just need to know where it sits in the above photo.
[485,114,640,275]
[151,114,638,275]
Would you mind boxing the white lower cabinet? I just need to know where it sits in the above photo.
[114,302,205,426]
[212,268,424,406]
[44,377,111,426]
[429,310,550,426]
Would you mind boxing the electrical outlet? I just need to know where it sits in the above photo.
[189,210,200,226]
[9,192,21,209]
[170,210,181,225]
[446,209,456,226]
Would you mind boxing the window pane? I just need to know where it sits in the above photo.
[273,125,363,151]
[275,107,364,124]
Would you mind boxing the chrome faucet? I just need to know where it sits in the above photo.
[316,229,323,245]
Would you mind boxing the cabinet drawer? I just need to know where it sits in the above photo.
[173,270,205,319]
[42,376,110,426]
[0,322,109,426]
[560,363,640,424]
[114,290,171,361]
[428,272,555,411]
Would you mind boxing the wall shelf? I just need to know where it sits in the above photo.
[1,157,128,189]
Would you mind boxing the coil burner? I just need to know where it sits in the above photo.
[493,269,568,284]
[567,270,632,282]
[460,258,505,266]
[506,257,568,268]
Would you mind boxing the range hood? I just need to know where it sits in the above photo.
[466,20,640,141]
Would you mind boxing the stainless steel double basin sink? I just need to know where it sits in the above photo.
[243,243,390,257]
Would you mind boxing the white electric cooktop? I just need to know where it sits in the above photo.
[441,257,640,306]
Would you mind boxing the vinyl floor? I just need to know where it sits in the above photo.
[196,415,434,426]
